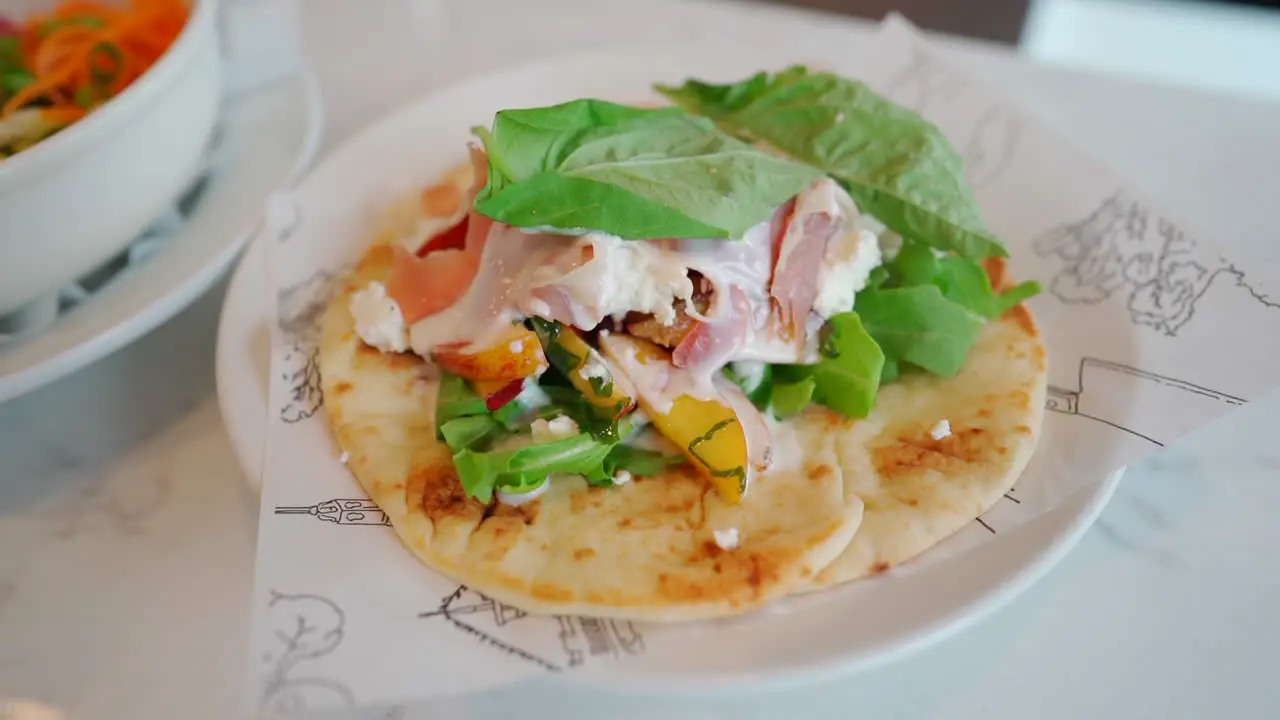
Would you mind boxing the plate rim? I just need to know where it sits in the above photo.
[214,48,1123,691]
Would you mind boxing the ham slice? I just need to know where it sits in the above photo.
[672,286,751,371]
[386,146,494,324]
[768,179,843,346]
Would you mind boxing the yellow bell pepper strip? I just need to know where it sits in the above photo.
[432,326,548,382]
[530,318,637,420]
[598,332,751,504]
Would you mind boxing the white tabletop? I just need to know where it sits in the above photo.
[2,1,1279,718]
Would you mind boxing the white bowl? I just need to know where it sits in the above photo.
[0,0,222,317]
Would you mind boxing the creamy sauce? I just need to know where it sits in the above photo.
[716,375,774,479]
[762,412,805,474]
[497,478,551,506]
[350,281,410,353]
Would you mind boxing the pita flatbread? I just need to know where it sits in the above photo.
[806,285,1047,588]
[317,160,1046,619]
[320,243,865,622]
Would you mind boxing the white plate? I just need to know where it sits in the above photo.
[0,70,324,404]
[215,49,1122,691]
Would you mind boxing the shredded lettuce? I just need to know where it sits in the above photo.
[435,371,683,503]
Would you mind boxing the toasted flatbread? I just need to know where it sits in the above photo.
[319,242,865,622]
[317,162,1045,619]
[803,302,1046,588]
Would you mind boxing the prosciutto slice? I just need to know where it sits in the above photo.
[386,145,494,324]
[672,286,751,371]
[768,178,844,345]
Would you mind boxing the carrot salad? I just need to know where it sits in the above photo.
[0,0,188,159]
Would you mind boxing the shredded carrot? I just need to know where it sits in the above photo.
[0,0,189,129]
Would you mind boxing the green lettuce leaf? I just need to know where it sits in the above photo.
[434,373,489,441]
[455,432,616,503]
[770,377,817,418]
[933,256,1041,319]
[881,239,1041,319]
[471,98,822,239]
[810,312,885,418]
[602,444,685,479]
[656,67,1007,259]
[439,415,502,452]
[723,361,774,410]
[854,285,984,377]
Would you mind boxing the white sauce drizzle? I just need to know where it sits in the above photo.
[497,478,551,507]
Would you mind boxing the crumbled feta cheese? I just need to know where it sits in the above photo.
[525,297,552,318]
[713,528,740,551]
[531,416,579,442]
[578,356,609,382]
[338,451,350,464]
[612,470,633,486]
[349,282,410,353]
[813,228,883,318]
[530,233,694,326]
[511,381,551,414]
[509,339,524,353]
[729,360,768,392]
[877,230,903,261]
[929,419,952,440]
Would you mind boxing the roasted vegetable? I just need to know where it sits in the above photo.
[471,377,526,411]
[598,333,750,504]
[432,326,548,382]
[530,318,636,420]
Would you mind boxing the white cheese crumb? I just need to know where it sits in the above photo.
[713,528,740,551]
[729,361,767,392]
[529,233,694,326]
[338,451,350,464]
[531,416,579,442]
[525,298,552,318]
[813,228,884,318]
[578,356,609,382]
[612,470,633,486]
[929,419,952,440]
[349,282,410,353]
[509,339,524,353]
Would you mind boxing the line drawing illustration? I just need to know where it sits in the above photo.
[882,47,969,114]
[277,267,348,424]
[260,590,355,714]
[882,50,1023,189]
[963,105,1022,188]
[1033,192,1279,336]
[1045,356,1244,447]
[418,585,645,672]
[274,498,391,527]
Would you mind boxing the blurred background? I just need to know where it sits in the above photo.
[757,0,1280,101]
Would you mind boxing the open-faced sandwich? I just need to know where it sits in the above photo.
[318,67,1048,622]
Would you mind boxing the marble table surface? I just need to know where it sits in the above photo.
[1,0,1278,717]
